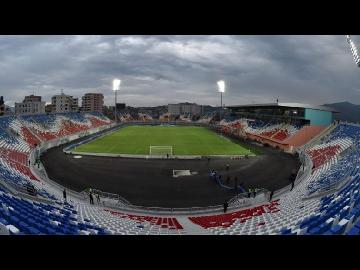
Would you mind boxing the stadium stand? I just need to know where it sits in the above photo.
[0,113,360,235]
[0,187,109,235]
[19,113,111,141]
[220,117,302,142]
[197,111,217,124]
[0,113,111,198]
[219,117,328,153]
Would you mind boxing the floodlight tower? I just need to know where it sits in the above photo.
[113,79,121,122]
[217,80,225,122]
[346,35,360,67]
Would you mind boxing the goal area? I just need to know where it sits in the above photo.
[149,146,173,156]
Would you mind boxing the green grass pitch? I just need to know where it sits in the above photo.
[74,125,256,156]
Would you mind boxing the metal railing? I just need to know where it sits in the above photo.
[101,203,227,215]
[79,193,228,215]
[272,150,312,199]
[0,176,55,205]
[77,186,272,215]
[0,178,28,195]
[304,175,354,200]
[81,188,130,205]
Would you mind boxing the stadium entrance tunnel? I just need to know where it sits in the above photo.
[41,136,301,208]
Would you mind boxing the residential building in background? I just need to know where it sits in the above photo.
[168,102,202,116]
[51,92,79,113]
[15,95,46,115]
[81,93,104,112]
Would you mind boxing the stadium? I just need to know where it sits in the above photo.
[0,35,360,236]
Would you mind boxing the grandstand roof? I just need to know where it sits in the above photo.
[227,102,339,112]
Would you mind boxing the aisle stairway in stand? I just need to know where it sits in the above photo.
[284,125,327,148]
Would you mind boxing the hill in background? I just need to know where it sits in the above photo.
[323,101,360,123]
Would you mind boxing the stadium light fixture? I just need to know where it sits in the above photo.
[113,79,121,91]
[217,80,225,93]
[113,79,121,122]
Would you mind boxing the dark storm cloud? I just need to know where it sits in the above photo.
[0,35,359,107]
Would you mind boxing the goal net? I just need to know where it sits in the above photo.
[149,146,173,157]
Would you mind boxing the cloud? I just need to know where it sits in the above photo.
[0,35,359,108]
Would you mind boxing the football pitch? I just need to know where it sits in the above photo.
[74,125,256,156]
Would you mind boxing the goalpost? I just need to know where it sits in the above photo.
[149,146,173,157]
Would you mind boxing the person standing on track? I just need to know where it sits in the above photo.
[290,170,296,191]
[290,178,295,191]
[89,190,94,205]
[223,201,228,213]
[269,190,274,202]
[63,189,67,203]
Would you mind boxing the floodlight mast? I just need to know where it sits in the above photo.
[346,35,360,67]
[113,79,121,123]
[221,92,222,110]
[217,80,225,122]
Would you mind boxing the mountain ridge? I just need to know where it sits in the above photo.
[323,101,360,122]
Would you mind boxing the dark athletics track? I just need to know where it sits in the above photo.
[41,134,300,208]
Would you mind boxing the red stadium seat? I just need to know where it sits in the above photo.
[189,200,280,229]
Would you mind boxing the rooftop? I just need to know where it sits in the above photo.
[226,102,338,112]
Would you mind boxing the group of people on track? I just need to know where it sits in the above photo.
[88,189,101,205]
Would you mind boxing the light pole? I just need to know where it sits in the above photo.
[217,80,225,122]
[346,35,360,67]
[113,79,121,122]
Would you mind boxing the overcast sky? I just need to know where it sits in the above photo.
[0,35,359,107]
